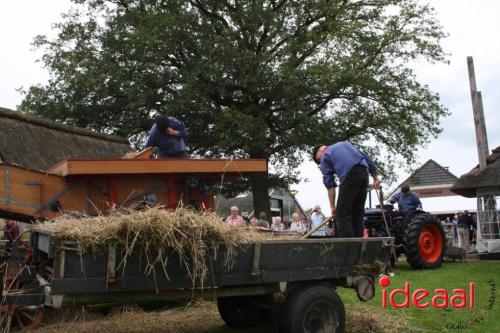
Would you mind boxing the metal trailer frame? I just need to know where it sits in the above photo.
[3,230,392,309]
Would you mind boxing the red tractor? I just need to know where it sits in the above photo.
[364,205,446,269]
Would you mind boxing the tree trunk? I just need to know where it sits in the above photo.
[251,172,271,223]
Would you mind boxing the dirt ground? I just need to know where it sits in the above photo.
[34,302,412,333]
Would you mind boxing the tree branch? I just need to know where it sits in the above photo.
[190,0,230,29]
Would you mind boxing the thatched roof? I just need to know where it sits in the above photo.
[0,107,130,171]
[398,159,458,188]
[451,146,500,197]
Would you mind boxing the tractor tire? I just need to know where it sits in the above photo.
[217,295,271,328]
[404,213,445,269]
[279,285,345,333]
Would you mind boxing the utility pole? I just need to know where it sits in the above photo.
[467,56,489,169]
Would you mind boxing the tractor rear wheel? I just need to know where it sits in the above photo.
[404,213,445,269]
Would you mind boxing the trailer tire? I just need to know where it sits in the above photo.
[217,296,270,328]
[279,285,345,333]
[404,213,445,269]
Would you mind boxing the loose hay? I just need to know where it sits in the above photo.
[34,207,290,288]
[345,305,417,333]
[35,208,250,287]
[35,302,414,333]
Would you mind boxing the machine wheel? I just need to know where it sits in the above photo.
[217,295,271,328]
[404,213,445,269]
[4,305,44,330]
[11,230,33,267]
[279,285,345,333]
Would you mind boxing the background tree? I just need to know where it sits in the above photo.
[20,0,448,218]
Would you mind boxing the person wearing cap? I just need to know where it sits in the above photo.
[388,185,423,215]
[145,114,189,158]
[312,142,380,238]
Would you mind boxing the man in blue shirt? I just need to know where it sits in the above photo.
[145,115,189,158]
[388,185,422,215]
[312,142,380,238]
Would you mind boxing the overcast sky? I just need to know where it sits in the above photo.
[295,0,500,213]
[1,1,499,213]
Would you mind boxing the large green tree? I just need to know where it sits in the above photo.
[21,0,448,217]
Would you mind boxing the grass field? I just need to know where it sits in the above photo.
[36,260,499,333]
[337,261,500,333]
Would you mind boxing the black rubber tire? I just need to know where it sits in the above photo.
[279,285,345,333]
[404,213,446,269]
[217,296,270,328]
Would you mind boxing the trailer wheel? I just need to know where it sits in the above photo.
[279,285,345,333]
[217,296,271,328]
[404,213,445,269]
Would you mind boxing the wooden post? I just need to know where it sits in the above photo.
[467,56,489,169]
[108,178,118,206]
[167,177,177,210]
[476,91,489,164]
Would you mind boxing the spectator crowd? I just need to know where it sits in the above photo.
[441,210,477,253]
[222,204,335,236]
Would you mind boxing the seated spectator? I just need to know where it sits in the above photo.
[282,216,291,230]
[256,212,270,228]
[249,217,258,228]
[224,206,247,227]
[271,217,284,232]
[289,213,306,234]
[310,204,327,237]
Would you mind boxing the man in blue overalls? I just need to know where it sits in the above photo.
[313,142,380,238]
[388,185,423,215]
[145,115,189,158]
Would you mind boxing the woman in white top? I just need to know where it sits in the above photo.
[289,213,306,234]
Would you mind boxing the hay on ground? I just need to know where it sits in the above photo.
[35,302,415,333]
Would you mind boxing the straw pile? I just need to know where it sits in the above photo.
[35,302,414,333]
[35,208,258,287]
